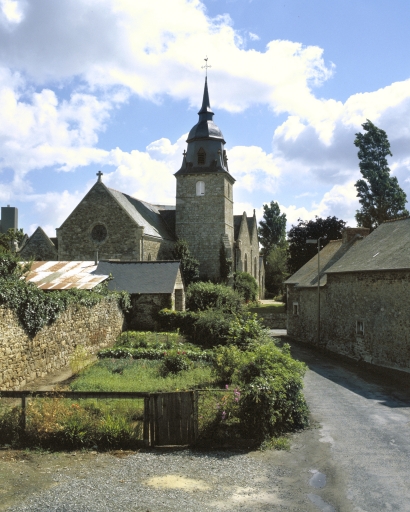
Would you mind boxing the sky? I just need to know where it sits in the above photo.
[0,0,410,237]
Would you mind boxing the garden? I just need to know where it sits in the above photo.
[0,275,309,451]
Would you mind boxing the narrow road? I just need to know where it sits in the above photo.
[287,337,410,512]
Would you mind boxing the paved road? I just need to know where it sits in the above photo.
[287,338,410,512]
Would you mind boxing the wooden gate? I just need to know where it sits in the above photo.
[149,391,198,446]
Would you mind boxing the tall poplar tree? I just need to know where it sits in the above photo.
[354,120,408,230]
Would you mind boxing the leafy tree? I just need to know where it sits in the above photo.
[171,239,199,286]
[233,271,258,302]
[287,216,346,274]
[258,201,287,257]
[354,119,409,230]
[265,245,289,296]
[0,228,25,254]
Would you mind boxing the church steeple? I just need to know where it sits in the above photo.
[198,77,214,120]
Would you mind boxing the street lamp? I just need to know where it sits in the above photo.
[306,237,325,345]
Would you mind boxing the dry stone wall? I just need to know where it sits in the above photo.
[0,299,124,390]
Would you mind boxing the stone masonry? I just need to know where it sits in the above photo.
[0,298,124,390]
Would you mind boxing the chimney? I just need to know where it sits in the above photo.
[342,227,370,245]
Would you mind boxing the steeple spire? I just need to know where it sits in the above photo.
[198,77,214,120]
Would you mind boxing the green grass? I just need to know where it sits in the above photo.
[249,304,286,314]
[70,358,217,392]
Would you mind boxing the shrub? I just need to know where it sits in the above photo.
[186,281,243,314]
[237,342,309,441]
[97,346,213,363]
[212,345,249,384]
[157,309,199,338]
[234,272,258,302]
[195,309,234,347]
[159,352,191,377]
[116,331,181,349]
[227,312,269,349]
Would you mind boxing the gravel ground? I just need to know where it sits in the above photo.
[7,450,291,512]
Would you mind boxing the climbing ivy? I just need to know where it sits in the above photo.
[0,254,130,337]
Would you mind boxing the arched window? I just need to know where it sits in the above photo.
[244,253,248,273]
[196,181,205,196]
[197,148,206,165]
[254,257,257,278]
[227,183,230,198]
[147,253,152,261]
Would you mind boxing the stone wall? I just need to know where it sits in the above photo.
[127,294,172,331]
[0,298,124,390]
[287,270,410,371]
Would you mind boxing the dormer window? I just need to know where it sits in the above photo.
[196,181,205,196]
[198,148,206,165]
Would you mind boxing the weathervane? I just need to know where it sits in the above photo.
[202,56,211,77]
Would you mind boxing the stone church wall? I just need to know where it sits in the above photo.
[287,270,410,371]
[143,237,174,261]
[176,173,234,280]
[0,299,124,390]
[57,183,142,261]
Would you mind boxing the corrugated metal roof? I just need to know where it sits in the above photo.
[94,261,181,294]
[25,261,108,290]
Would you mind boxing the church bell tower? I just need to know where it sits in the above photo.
[175,78,235,279]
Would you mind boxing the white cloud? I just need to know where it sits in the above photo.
[248,32,260,41]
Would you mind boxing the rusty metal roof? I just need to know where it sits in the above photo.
[25,261,109,290]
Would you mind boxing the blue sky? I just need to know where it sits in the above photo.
[0,0,409,236]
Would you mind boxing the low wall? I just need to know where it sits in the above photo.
[0,299,124,390]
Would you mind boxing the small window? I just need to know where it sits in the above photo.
[198,148,206,165]
[196,181,205,196]
[254,257,257,278]
[356,320,364,336]
[293,302,299,315]
[227,183,230,198]
[244,253,248,273]
[147,253,152,261]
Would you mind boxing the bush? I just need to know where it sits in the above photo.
[195,309,234,347]
[116,331,181,349]
[227,312,269,349]
[186,281,243,314]
[97,346,213,363]
[159,352,191,377]
[234,272,258,302]
[157,309,199,338]
[212,345,249,384]
[237,342,309,441]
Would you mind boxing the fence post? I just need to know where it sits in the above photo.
[149,394,156,447]
[20,395,26,431]
[193,391,198,442]
[143,397,150,447]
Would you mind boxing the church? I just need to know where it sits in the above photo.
[19,79,265,293]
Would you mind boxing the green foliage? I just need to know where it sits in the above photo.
[194,309,235,347]
[354,119,409,230]
[0,228,25,254]
[159,352,191,376]
[219,242,232,283]
[258,201,287,257]
[233,271,258,302]
[186,281,243,314]
[116,330,181,349]
[98,346,213,362]
[157,309,200,338]
[227,312,269,348]
[237,342,309,440]
[265,245,289,296]
[69,345,93,375]
[172,239,200,285]
[212,345,248,384]
[0,253,130,336]
[287,216,346,274]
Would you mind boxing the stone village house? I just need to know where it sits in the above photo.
[17,78,265,297]
[286,220,410,372]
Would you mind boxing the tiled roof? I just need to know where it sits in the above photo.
[285,238,361,287]
[327,217,410,273]
[94,261,182,294]
[107,188,175,240]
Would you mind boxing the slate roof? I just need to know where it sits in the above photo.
[107,188,175,241]
[326,217,410,274]
[94,261,182,294]
[285,237,363,288]
[234,215,243,241]
[25,261,108,290]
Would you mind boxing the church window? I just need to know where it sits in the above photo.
[244,253,248,273]
[147,253,152,261]
[227,183,230,198]
[293,302,299,315]
[197,148,206,165]
[91,223,107,243]
[356,320,364,336]
[254,257,257,278]
[196,181,205,196]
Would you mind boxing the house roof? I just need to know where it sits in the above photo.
[327,217,410,274]
[107,188,175,240]
[234,215,242,241]
[94,261,182,294]
[285,238,362,288]
[25,261,108,290]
